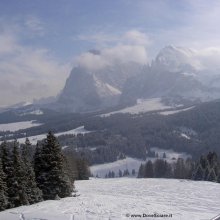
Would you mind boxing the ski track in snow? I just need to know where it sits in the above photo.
[0,178,220,220]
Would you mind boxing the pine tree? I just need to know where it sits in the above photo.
[144,160,154,178]
[132,169,136,176]
[0,141,12,208]
[111,171,115,178]
[154,159,167,178]
[21,138,43,204]
[137,164,145,178]
[118,169,122,177]
[108,171,112,178]
[0,141,10,175]
[34,132,73,200]
[174,158,186,179]
[76,158,90,180]
[7,141,29,208]
[0,159,8,211]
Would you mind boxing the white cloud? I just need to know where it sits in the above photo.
[75,44,148,71]
[0,33,18,54]
[194,47,220,70]
[75,30,150,71]
[0,26,70,107]
[76,30,151,47]
[123,30,151,46]
[24,16,45,36]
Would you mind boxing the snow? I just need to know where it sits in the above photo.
[159,106,195,115]
[180,133,191,140]
[150,147,191,161]
[93,75,121,98]
[20,109,44,116]
[101,98,172,116]
[56,126,89,136]
[90,157,143,178]
[0,121,42,132]
[1,178,220,220]
[91,148,191,178]
[2,126,90,145]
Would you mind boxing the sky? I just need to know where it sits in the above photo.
[1,0,220,107]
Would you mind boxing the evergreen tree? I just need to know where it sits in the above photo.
[0,159,8,211]
[76,158,90,180]
[154,159,167,178]
[132,169,136,176]
[174,158,186,179]
[0,141,10,175]
[21,139,43,204]
[137,164,145,178]
[144,160,154,178]
[111,171,115,178]
[118,169,122,177]
[7,141,29,208]
[108,171,112,178]
[164,161,173,178]
[123,169,130,176]
[34,132,72,200]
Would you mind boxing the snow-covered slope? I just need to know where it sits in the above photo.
[0,120,42,132]
[91,149,191,178]
[1,178,220,220]
[1,126,90,144]
[90,157,144,177]
[101,98,173,116]
[159,106,195,115]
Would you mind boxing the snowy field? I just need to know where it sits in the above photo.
[1,126,90,145]
[159,106,195,115]
[90,157,143,178]
[101,98,173,116]
[0,120,42,132]
[91,149,191,178]
[0,178,220,220]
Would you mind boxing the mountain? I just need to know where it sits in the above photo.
[4,45,220,113]
[56,62,142,112]
[120,46,220,105]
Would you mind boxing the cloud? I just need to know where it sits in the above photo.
[194,47,220,70]
[76,44,148,71]
[123,30,151,45]
[24,16,45,36]
[76,30,151,47]
[0,25,70,107]
[75,30,150,71]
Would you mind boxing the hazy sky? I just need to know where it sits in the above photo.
[1,0,220,107]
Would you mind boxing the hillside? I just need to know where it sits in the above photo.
[0,178,219,220]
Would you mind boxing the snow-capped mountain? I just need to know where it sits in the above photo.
[5,45,220,113]
[120,46,220,105]
[56,62,142,112]
[152,45,198,73]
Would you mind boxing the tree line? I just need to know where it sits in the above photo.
[137,151,220,183]
[0,132,90,211]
